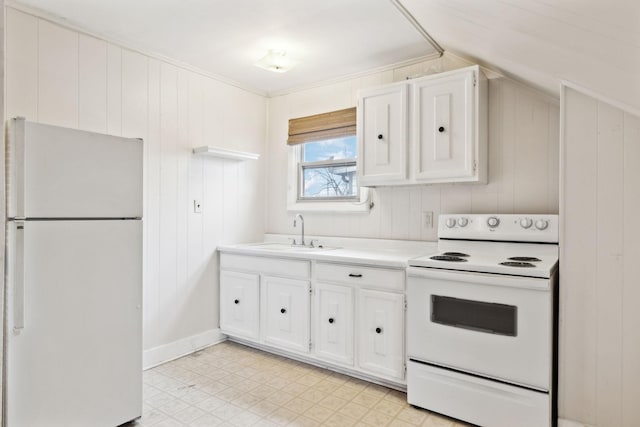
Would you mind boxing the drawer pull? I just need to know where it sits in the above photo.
[280,308,287,314]
[328,318,334,324]
[348,273,363,278]
[375,327,383,334]
[234,299,240,304]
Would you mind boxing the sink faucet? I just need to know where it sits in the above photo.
[293,213,305,246]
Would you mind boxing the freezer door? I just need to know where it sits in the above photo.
[7,118,142,219]
[5,220,142,427]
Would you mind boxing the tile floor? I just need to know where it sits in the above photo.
[132,341,472,427]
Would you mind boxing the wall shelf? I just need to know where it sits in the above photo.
[192,146,260,161]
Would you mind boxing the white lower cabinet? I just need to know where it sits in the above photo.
[219,253,406,386]
[358,289,405,380]
[219,270,260,340]
[262,276,311,353]
[314,283,354,366]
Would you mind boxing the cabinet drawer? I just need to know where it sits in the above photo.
[316,262,404,291]
[221,253,310,279]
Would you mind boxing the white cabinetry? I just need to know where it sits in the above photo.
[220,252,407,386]
[358,289,405,380]
[314,283,354,366]
[262,276,310,353]
[219,271,260,340]
[357,84,408,184]
[357,65,487,186]
[315,262,406,382]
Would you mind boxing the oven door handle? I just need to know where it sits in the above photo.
[406,267,550,291]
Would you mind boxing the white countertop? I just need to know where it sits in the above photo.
[218,234,438,268]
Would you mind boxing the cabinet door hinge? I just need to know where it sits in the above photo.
[404,299,407,311]
[473,160,477,173]
[309,341,312,351]
[473,73,477,87]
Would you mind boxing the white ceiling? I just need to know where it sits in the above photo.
[10,0,640,109]
[401,0,640,110]
[12,0,440,95]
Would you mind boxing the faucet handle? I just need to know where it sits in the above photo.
[309,239,319,248]
[288,238,297,246]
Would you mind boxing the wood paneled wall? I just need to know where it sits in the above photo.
[5,8,267,353]
[266,54,560,239]
[560,87,640,427]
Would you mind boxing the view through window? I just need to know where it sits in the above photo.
[299,135,357,200]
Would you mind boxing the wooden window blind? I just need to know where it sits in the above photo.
[287,107,356,145]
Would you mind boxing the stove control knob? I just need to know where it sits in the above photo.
[445,218,457,228]
[487,216,500,228]
[520,218,533,229]
[457,217,469,227]
[535,219,549,230]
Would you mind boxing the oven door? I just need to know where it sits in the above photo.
[407,267,552,391]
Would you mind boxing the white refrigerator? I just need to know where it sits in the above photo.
[5,118,143,427]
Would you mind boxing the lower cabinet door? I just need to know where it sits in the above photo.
[358,289,405,379]
[262,276,310,353]
[315,283,354,366]
[220,270,260,340]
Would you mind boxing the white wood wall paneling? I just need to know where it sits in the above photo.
[622,112,640,427]
[78,35,107,133]
[145,58,162,350]
[6,8,37,120]
[106,43,121,136]
[561,87,640,426]
[560,88,598,423]
[594,102,624,427]
[38,20,78,128]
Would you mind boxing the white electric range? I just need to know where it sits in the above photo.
[406,214,559,427]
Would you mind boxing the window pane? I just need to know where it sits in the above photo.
[302,136,357,162]
[301,163,357,198]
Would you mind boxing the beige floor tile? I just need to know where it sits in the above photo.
[311,379,337,393]
[195,396,227,412]
[338,401,370,420]
[373,399,404,417]
[299,388,329,404]
[287,416,321,427]
[188,414,224,426]
[217,387,245,402]
[248,399,279,417]
[421,414,455,427]
[352,392,383,409]
[265,390,297,406]
[283,397,315,414]
[396,407,428,425]
[361,410,393,426]
[388,419,416,427]
[210,403,245,420]
[285,382,309,396]
[317,395,348,411]
[228,410,262,427]
[173,406,207,424]
[249,384,278,399]
[267,407,300,425]
[296,374,323,387]
[332,385,361,401]
[231,393,262,409]
[303,404,335,422]
[323,412,359,427]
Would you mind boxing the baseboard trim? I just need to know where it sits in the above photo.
[558,419,589,427]
[143,328,227,369]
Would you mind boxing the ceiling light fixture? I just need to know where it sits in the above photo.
[255,49,296,73]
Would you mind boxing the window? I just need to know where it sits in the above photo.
[286,107,370,213]
[299,136,357,200]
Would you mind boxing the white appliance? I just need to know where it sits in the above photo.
[406,214,559,427]
[4,118,143,427]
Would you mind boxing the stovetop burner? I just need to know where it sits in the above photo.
[500,261,536,268]
[430,255,468,262]
[508,257,542,262]
[442,252,470,257]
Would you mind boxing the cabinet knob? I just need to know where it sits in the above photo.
[377,134,383,140]
[438,126,445,133]
[328,318,334,324]
[280,308,287,314]
[375,327,382,334]
[234,299,239,304]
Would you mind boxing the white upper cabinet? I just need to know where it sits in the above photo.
[357,84,408,185]
[357,65,487,186]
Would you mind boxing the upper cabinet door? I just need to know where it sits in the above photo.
[412,66,486,183]
[357,84,408,186]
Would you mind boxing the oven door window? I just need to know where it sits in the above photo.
[431,295,517,336]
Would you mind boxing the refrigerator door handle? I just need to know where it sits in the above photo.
[14,221,25,331]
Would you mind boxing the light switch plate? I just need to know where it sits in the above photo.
[193,200,202,214]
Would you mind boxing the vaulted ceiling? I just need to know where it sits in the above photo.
[10,0,640,109]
